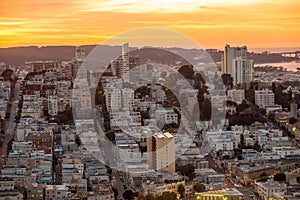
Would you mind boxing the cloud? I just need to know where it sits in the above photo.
[0,0,299,48]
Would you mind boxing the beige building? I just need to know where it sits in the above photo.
[196,188,243,200]
[256,179,287,199]
[147,132,175,173]
[0,177,14,191]
[0,191,23,200]
[222,44,247,75]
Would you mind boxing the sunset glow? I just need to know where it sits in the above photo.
[1,0,300,49]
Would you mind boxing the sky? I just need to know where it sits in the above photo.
[1,0,300,50]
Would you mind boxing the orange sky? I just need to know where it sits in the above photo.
[1,0,300,49]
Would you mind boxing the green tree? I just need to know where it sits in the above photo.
[176,164,195,180]
[200,98,211,121]
[123,190,137,200]
[274,172,286,182]
[75,135,82,147]
[240,133,245,148]
[177,184,185,198]
[245,87,255,104]
[193,183,206,192]
[259,108,266,115]
[178,65,195,80]
[145,194,156,200]
[156,192,177,200]
[237,100,249,112]
[112,187,118,197]
[289,117,297,124]
[1,68,13,81]
[105,130,115,142]
[257,176,269,182]
[221,74,233,89]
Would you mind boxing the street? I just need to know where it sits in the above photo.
[0,80,21,168]
[94,118,126,199]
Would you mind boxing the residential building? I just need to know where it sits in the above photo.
[147,132,175,173]
[222,44,247,75]
[256,179,287,199]
[155,109,178,125]
[236,164,275,183]
[48,95,58,116]
[255,89,275,108]
[45,185,70,200]
[232,57,253,85]
[26,183,45,200]
[227,89,245,104]
[0,177,14,191]
[195,188,243,200]
[0,191,23,200]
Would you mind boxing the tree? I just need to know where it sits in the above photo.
[145,194,156,200]
[268,112,275,121]
[274,172,286,182]
[112,187,118,197]
[178,65,195,80]
[257,176,269,182]
[245,86,255,104]
[1,68,13,81]
[289,117,297,125]
[193,183,206,192]
[200,98,211,121]
[259,108,266,115]
[236,100,249,112]
[221,74,233,89]
[123,190,137,200]
[156,192,177,200]
[105,130,115,142]
[75,135,82,147]
[176,164,195,180]
[240,133,245,148]
[177,184,185,198]
[105,165,112,174]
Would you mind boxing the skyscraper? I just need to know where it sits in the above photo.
[222,45,253,86]
[122,43,130,83]
[147,132,175,173]
[72,47,86,78]
[222,44,247,74]
[111,43,131,82]
[232,57,253,85]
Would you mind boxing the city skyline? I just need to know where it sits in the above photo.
[1,0,300,49]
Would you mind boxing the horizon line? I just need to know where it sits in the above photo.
[1,44,300,53]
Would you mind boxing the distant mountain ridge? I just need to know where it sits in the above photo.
[0,45,97,66]
[0,45,298,66]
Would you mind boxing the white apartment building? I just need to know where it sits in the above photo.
[106,88,122,112]
[232,57,253,85]
[155,109,178,125]
[122,43,130,83]
[255,89,275,108]
[48,95,58,116]
[227,89,245,104]
[122,88,134,111]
